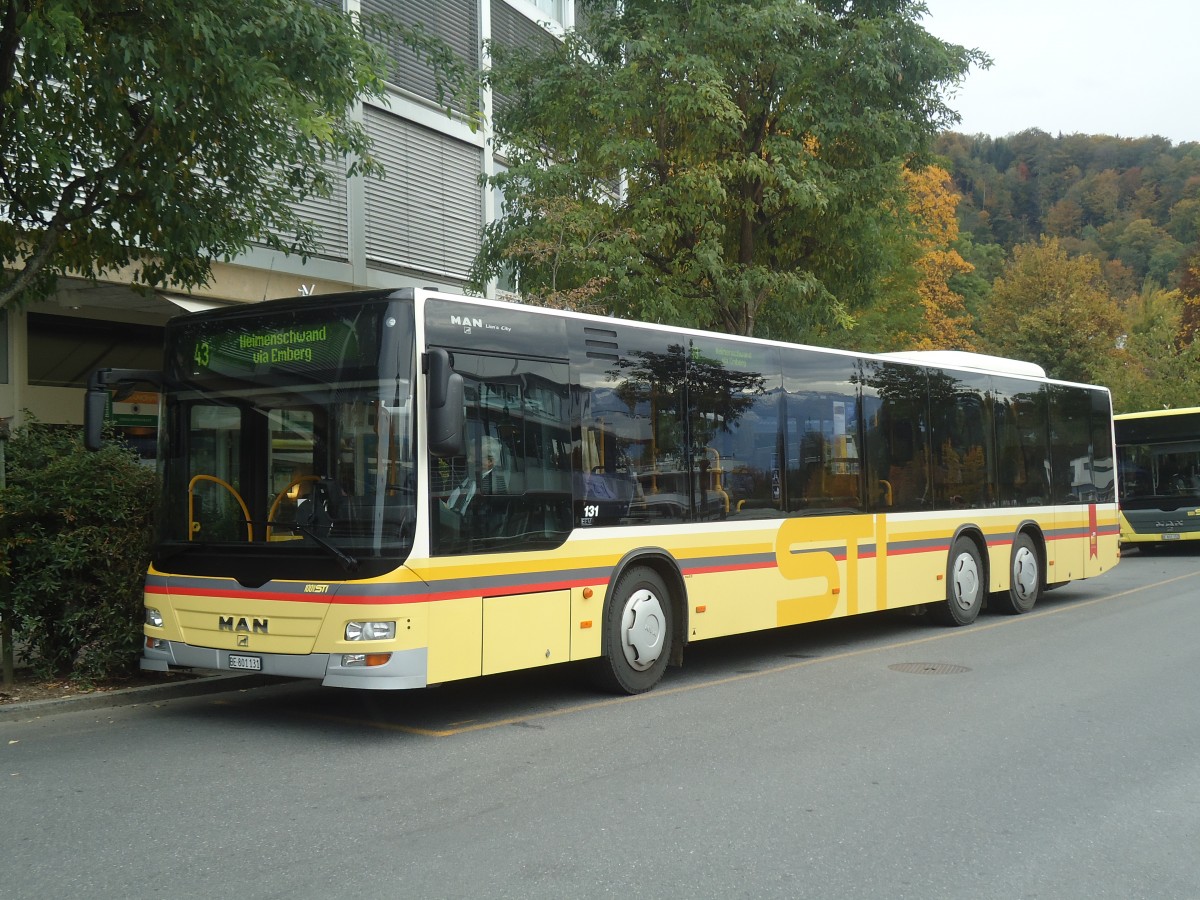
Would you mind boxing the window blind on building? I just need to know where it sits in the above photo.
[364,108,483,280]
[362,0,479,113]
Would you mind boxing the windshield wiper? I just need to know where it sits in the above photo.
[292,522,359,573]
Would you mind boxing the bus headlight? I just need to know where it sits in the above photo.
[145,607,164,628]
[345,621,396,641]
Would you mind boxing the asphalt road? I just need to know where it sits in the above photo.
[2,547,1198,899]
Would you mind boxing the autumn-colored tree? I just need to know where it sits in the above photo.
[980,237,1123,383]
[850,164,977,352]
[901,165,977,350]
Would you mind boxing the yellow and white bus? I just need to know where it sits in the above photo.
[86,288,1120,694]
[1114,407,1200,549]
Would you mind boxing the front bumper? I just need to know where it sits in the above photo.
[141,640,429,690]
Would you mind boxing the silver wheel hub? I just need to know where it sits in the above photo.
[951,551,981,611]
[1013,546,1038,600]
[620,588,666,672]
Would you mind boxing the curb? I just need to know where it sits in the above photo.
[0,671,289,723]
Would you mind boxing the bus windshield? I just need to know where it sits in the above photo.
[1118,438,1200,505]
[1115,409,1200,506]
[155,297,417,581]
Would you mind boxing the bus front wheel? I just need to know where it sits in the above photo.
[992,532,1041,615]
[594,566,673,694]
[929,536,984,626]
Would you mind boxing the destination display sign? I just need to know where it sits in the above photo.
[193,323,341,371]
[172,302,396,383]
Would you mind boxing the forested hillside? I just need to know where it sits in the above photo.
[928,129,1200,411]
[936,130,1200,295]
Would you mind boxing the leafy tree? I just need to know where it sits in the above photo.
[946,232,1005,316]
[475,0,986,341]
[899,165,977,350]
[0,0,470,310]
[1077,169,1121,227]
[1114,218,1183,285]
[1166,197,1200,246]
[980,237,1123,383]
[1095,288,1200,412]
[1178,251,1200,345]
[937,132,1200,296]
[852,164,976,351]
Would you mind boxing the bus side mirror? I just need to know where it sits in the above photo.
[427,348,465,458]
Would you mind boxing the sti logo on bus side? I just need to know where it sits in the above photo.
[218,616,269,634]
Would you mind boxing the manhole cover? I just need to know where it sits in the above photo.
[888,662,972,675]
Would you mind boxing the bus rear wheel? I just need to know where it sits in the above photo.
[594,566,673,695]
[929,536,983,626]
[992,532,1041,615]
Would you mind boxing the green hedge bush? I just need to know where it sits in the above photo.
[0,420,157,682]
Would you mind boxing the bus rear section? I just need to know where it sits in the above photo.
[1114,408,1200,548]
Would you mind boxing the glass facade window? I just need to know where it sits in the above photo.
[531,0,566,25]
[27,313,162,388]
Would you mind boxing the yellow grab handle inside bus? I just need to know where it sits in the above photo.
[266,475,322,540]
[188,474,253,541]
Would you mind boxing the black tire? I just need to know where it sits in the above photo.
[594,566,673,694]
[991,532,1041,615]
[929,535,984,626]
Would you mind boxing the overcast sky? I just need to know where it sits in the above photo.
[920,1,1199,145]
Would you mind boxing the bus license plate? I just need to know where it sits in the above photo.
[1162,533,1181,541]
[228,654,262,671]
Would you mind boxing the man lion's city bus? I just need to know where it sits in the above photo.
[85,288,1120,694]
[1114,407,1200,549]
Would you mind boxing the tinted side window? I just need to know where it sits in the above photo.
[930,372,993,510]
[688,338,782,520]
[1049,385,1094,504]
[783,351,863,513]
[1090,390,1115,501]
[862,363,930,512]
[993,378,1050,506]
[572,324,687,526]
[430,352,572,556]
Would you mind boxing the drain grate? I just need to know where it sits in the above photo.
[888,662,972,675]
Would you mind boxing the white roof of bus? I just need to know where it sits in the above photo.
[419,290,1065,382]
